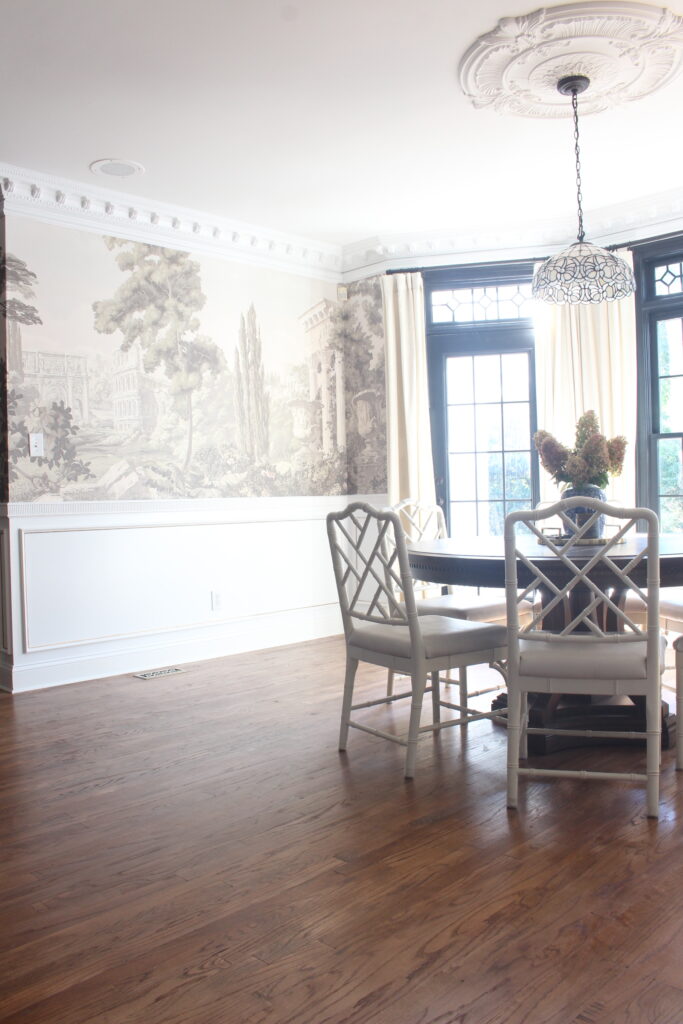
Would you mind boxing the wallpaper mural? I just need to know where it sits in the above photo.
[4,218,386,501]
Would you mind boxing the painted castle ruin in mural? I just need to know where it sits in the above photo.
[5,237,386,501]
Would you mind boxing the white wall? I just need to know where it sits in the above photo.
[3,494,385,692]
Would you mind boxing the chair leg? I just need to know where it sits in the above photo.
[431,670,440,724]
[676,641,683,772]
[519,691,528,760]
[339,657,359,752]
[507,686,522,809]
[386,669,395,698]
[405,669,427,779]
[459,667,468,722]
[646,689,661,818]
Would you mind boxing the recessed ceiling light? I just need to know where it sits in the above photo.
[90,158,145,178]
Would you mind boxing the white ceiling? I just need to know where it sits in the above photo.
[4,0,683,253]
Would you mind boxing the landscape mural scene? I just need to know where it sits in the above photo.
[4,218,387,501]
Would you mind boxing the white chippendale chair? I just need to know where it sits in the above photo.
[389,498,521,721]
[674,635,683,772]
[327,502,508,778]
[504,496,666,818]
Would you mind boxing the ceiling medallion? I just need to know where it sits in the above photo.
[459,1,683,117]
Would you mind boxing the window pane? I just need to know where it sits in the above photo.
[657,318,683,377]
[506,500,534,535]
[477,452,503,499]
[475,404,502,449]
[654,262,683,297]
[449,454,477,499]
[659,376,683,433]
[660,496,683,533]
[430,283,534,323]
[474,355,501,403]
[501,353,529,401]
[446,356,474,404]
[479,501,505,537]
[658,437,683,495]
[505,452,532,499]
[503,402,530,449]
[432,290,455,323]
[447,405,475,452]
[450,502,477,535]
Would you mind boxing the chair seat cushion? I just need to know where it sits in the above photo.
[661,587,683,625]
[349,615,507,660]
[416,587,508,621]
[518,634,666,680]
[623,588,683,628]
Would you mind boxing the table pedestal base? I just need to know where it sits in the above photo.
[491,693,676,755]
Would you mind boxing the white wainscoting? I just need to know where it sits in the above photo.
[3,495,386,692]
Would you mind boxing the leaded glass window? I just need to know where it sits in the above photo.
[654,261,683,297]
[424,263,539,537]
[431,283,535,324]
[634,241,683,532]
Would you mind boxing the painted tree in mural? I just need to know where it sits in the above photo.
[234,304,269,461]
[329,278,387,492]
[3,253,93,499]
[2,253,43,325]
[93,239,224,470]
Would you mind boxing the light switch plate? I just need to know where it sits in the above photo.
[28,432,44,457]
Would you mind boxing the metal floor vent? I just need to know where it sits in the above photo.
[133,667,184,679]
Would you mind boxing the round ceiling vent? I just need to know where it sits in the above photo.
[459,1,683,117]
[89,158,145,178]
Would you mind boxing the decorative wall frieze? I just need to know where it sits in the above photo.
[459,1,683,117]
[0,162,342,281]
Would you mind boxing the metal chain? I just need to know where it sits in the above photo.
[572,88,585,244]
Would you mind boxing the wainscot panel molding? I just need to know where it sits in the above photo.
[0,522,11,655]
[0,162,341,281]
[4,494,385,692]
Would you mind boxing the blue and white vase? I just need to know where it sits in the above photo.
[562,483,606,539]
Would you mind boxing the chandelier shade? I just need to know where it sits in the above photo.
[531,74,635,305]
[532,241,636,304]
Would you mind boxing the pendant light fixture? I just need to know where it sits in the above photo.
[531,75,635,305]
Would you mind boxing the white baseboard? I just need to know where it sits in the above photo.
[9,602,343,693]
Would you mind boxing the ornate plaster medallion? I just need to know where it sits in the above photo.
[459,1,683,117]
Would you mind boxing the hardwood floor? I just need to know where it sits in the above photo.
[1,637,682,1024]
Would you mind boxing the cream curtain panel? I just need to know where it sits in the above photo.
[381,273,436,508]
[534,249,637,507]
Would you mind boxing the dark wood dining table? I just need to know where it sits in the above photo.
[408,533,683,752]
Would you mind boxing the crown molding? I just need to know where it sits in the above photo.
[0,162,342,281]
[340,186,683,278]
[4,161,683,283]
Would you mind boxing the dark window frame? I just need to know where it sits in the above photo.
[423,261,540,533]
[632,236,683,523]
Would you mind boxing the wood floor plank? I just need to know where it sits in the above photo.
[0,639,681,1023]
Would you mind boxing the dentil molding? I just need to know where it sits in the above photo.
[0,162,342,281]
[459,1,683,117]
[340,186,683,278]
[4,160,683,281]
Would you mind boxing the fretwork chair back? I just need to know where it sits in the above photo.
[327,502,507,778]
[389,497,511,715]
[504,496,665,818]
